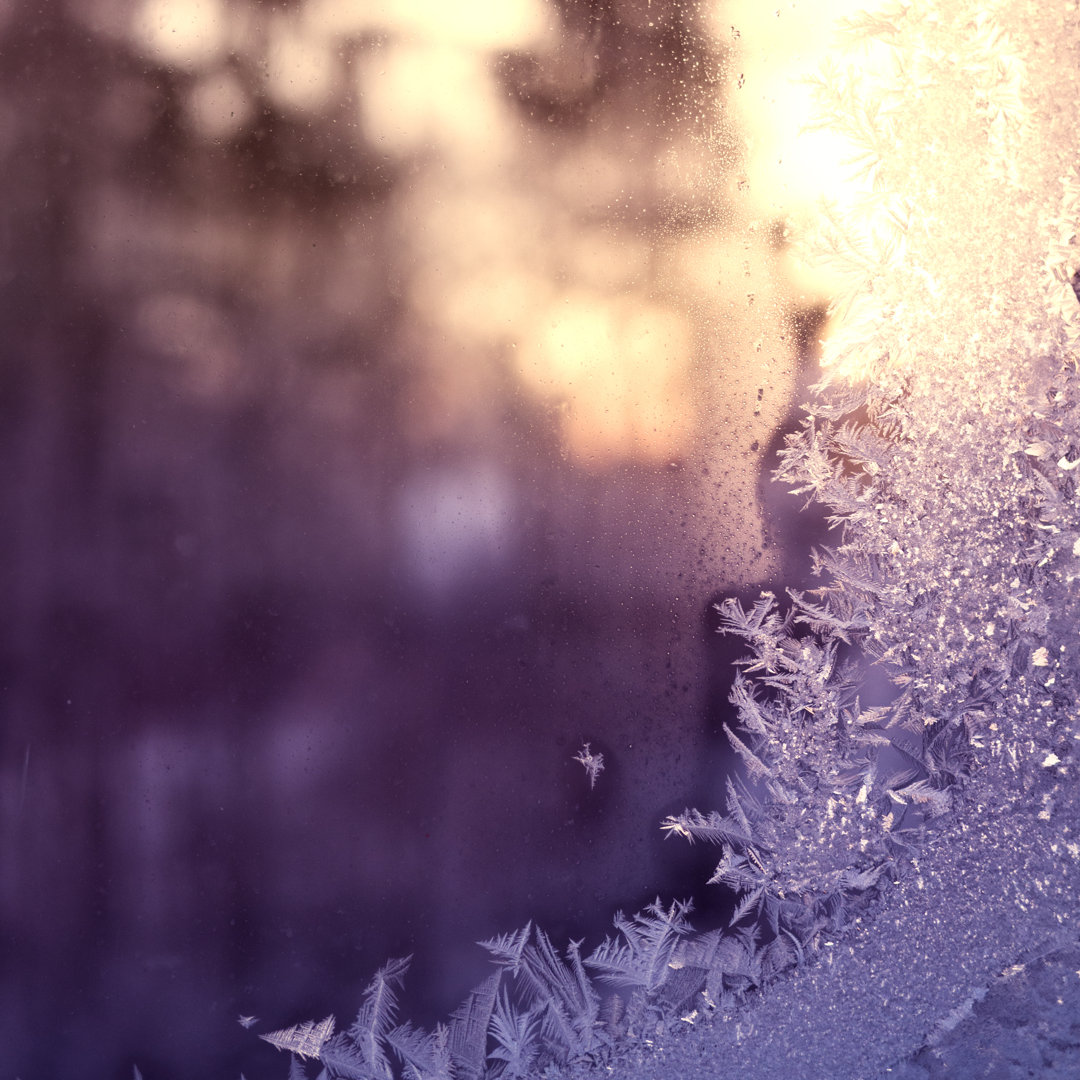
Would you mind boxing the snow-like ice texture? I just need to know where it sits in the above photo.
[247,3,1080,1077]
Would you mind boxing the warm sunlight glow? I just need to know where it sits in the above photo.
[711,2,872,205]
[713,0,898,303]
[133,0,849,467]
[302,0,554,51]
[712,0,1065,385]
[518,293,694,465]
[357,41,512,160]
[133,0,228,68]
[265,14,339,114]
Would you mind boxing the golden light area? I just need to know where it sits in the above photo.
[662,230,798,414]
[712,0,898,300]
[301,0,554,53]
[518,293,695,466]
[262,13,341,115]
[133,0,230,69]
[135,0,553,67]
[129,0,857,467]
[355,41,515,162]
[394,167,705,464]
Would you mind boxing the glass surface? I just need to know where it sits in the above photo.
[0,2,835,1076]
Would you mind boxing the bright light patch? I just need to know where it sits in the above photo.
[303,0,554,51]
[518,293,693,466]
[712,0,898,303]
[356,41,510,160]
[712,0,884,210]
[132,0,228,68]
[265,17,338,114]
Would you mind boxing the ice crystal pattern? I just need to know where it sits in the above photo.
[573,742,605,790]
[260,1015,336,1062]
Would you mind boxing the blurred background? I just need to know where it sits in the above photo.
[0,0,852,1076]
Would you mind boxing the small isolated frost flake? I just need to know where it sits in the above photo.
[237,1015,258,1029]
[1042,752,1061,767]
[573,741,605,789]
[1072,536,1080,558]
[1032,647,1050,667]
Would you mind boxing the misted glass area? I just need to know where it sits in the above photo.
[0,2,843,1076]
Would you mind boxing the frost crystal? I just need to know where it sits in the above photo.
[573,742,605,790]
[259,1015,335,1060]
